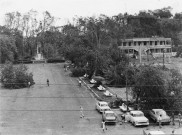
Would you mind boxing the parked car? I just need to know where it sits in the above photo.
[143,130,165,135]
[128,111,149,126]
[102,110,117,124]
[119,103,134,112]
[95,101,111,113]
[149,109,171,124]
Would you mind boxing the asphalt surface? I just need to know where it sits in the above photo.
[0,63,182,135]
[0,63,101,135]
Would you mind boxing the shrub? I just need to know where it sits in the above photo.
[71,68,85,77]
[47,58,65,63]
[13,60,33,64]
[0,62,35,89]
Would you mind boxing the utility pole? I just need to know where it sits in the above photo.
[139,43,142,63]
[163,49,165,69]
[125,68,129,112]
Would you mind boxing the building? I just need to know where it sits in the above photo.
[118,37,172,58]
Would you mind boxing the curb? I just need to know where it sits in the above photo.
[79,77,102,101]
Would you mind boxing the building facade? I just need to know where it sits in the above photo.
[118,37,172,57]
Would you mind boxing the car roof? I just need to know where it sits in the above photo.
[149,131,165,134]
[152,109,164,112]
[105,110,114,113]
[98,101,108,104]
[130,110,143,114]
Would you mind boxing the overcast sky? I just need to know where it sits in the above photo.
[0,0,182,26]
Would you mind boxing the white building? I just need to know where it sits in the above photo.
[119,37,172,58]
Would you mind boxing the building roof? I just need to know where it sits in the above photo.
[121,37,171,42]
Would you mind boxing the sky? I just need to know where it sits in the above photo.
[0,0,182,26]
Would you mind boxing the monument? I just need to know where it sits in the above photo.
[33,43,46,63]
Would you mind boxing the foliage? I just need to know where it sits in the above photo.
[0,34,17,63]
[0,62,34,89]
[164,69,182,113]
[176,46,182,57]
[47,58,65,63]
[132,65,182,112]
[71,68,85,77]
[133,65,166,109]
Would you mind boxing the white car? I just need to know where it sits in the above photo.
[95,101,111,113]
[143,130,165,135]
[119,103,134,112]
[128,111,149,126]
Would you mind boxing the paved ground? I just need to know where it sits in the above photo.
[0,63,182,135]
[0,63,101,135]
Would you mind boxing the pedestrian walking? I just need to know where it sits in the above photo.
[101,120,107,132]
[47,79,49,86]
[158,114,162,128]
[178,113,181,127]
[64,64,66,72]
[80,106,84,118]
[78,80,81,87]
[28,81,31,88]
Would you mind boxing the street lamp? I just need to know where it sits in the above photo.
[124,68,129,112]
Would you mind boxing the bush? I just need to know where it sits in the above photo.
[0,62,35,89]
[71,68,85,77]
[109,98,124,108]
[13,60,33,64]
[47,58,65,63]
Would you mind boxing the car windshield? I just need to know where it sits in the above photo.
[101,104,108,107]
[133,113,144,117]
[104,108,111,111]
[106,113,115,117]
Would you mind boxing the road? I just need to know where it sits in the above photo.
[0,63,102,135]
[0,63,181,135]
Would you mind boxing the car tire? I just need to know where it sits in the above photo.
[134,122,137,127]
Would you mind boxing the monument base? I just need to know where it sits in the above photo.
[33,53,46,63]
[32,59,47,63]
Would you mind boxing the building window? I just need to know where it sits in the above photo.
[129,49,133,54]
[155,49,158,53]
[150,41,153,45]
[129,42,131,46]
[123,42,126,46]
[155,41,158,45]
[150,49,153,53]
[167,48,171,52]
[144,41,147,46]
[134,42,136,46]
[160,41,163,45]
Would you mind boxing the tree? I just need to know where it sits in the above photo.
[164,69,182,113]
[0,62,34,89]
[0,34,17,63]
[132,65,182,112]
[133,65,166,110]
[153,6,173,19]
